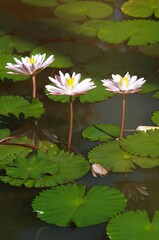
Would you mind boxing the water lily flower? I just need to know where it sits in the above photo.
[101,72,146,94]
[91,163,108,177]
[136,126,159,132]
[45,71,96,96]
[6,53,54,76]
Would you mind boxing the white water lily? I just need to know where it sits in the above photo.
[101,72,146,94]
[6,53,54,76]
[91,163,108,177]
[45,71,96,96]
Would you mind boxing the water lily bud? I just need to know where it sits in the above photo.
[136,126,159,132]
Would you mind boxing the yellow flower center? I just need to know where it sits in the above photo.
[28,57,35,64]
[66,77,74,87]
[120,77,129,87]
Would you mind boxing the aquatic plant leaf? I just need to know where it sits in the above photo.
[120,130,159,158]
[121,0,159,18]
[32,183,126,227]
[152,91,159,99]
[88,141,159,173]
[107,210,159,240]
[0,136,33,165]
[140,73,159,94]
[0,12,20,36]
[151,111,159,126]
[0,54,28,82]
[0,150,89,187]
[21,0,58,7]
[85,52,157,78]
[138,44,159,57]
[0,129,10,139]
[0,96,44,119]
[54,1,113,21]
[82,124,120,142]
[98,20,159,45]
[0,35,37,54]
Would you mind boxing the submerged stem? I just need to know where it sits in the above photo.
[67,96,73,152]
[32,75,36,98]
[119,94,126,140]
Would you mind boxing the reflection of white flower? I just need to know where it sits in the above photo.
[102,72,146,94]
[91,163,108,177]
[136,126,159,132]
[6,53,54,76]
[45,71,96,96]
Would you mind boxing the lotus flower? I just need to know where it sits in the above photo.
[101,72,146,94]
[91,163,108,177]
[45,71,96,96]
[6,53,54,76]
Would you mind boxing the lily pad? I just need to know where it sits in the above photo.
[138,44,159,57]
[88,141,159,172]
[152,91,159,99]
[32,183,126,227]
[0,96,44,120]
[0,12,20,36]
[82,124,120,142]
[107,210,159,240]
[21,0,58,7]
[98,20,159,45]
[121,0,159,18]
[0,150,90,187]
[85,52,157,78]
[0,54,28,82]
[140,73,159,94]
[151,111,159,126]
[120,130,159,158]
[54,1,113,21]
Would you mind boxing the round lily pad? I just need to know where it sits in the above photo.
[140,73,159,94]
[54,1,113,21]
[120,130,159,158]
[107,210,159,240]
[121,0,159,18]
[88,141,159,172]
[98,20,159,45]
[151,111,159,126]
[82,124,120,142]
[32,183,126,227]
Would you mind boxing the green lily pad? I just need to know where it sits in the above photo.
[88,141,159,173]
[107,210,159,240]
[120,130,159,158]
[140,73,159,94]
[0,35,37,54]
[151,111,159,126]
[82,124,120,142]
[54,1,113,21]
[0,12,20,36]
[85,52,157,78]
[0,129,10,139]
[152,91,159,99]
[0,54,28,82]
[138,44,159,57]
[0,150,90,187]
[121,0,159,18]
[21,0,58,7]
[98,20,159,45]
[0,96,44,120]
[32,183,126,227]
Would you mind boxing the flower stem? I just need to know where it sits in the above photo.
[68,96,73,152]
[32,75,36,98]
[119,94,126,140]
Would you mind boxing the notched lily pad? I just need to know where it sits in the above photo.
[151,111,159,126]
[82,124,120,142]
[32,183,126,227]
[54,1,113,21]
[98,20,159,45]
[0,150,90,187]
[121,0,159,18]
[88,141,159,173]
[120,129,159,158]
[0,96,44,120]
[107,210,159,240]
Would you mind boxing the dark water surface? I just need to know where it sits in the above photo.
[0,0,159,239]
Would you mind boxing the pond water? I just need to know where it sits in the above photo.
[0,0,159,239]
